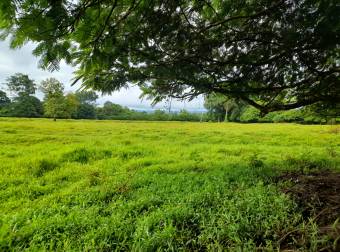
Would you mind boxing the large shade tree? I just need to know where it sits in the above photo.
[74,90,98,119]
[75,90,98,105]
[7,95,43,118]
[1,73,43,117]
[0,0,339,114]
[40,78,67,120]
[205,94,247,122]
[4,73,36,97]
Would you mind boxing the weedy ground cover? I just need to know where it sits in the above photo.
[0,118,339,251]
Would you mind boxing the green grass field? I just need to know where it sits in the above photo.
[0,118,339,251]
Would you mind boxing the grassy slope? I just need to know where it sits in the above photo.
[0,118,339,251]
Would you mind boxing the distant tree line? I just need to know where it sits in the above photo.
[204,93,339,124]
[1,73,338,124]
[0,73,204,122]
[0,73,98,120]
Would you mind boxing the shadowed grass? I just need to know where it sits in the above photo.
[0,118,339,251]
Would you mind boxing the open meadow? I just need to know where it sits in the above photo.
[0,118,339,251]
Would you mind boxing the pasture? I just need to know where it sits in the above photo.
[0,118,339,251]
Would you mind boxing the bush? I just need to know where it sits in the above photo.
[240,107,260,122]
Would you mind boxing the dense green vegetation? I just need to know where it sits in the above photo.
[0,118,339,251]
[0,73,206,122]
[204,93,340,124]
[2,73,339,123]
[1,73,338,124]
[1,1,339,113]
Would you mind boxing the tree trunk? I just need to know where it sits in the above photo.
[224,104,229,122]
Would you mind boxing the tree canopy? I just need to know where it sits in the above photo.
[40,78,67,120]
[0,0,339,113]
[75,90,98,105]
[205,94,247,122]
[7,95,43,118]
[1,74,43,117]
[4,73,36,97]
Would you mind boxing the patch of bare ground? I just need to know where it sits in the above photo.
[278,170,340,251]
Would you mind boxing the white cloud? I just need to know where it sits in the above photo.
[0,40,204,109]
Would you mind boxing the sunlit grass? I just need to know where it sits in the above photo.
[0,118,339,250]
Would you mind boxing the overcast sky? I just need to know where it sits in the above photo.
[0,40,204,109]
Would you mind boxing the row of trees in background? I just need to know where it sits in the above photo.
[97,102,203,121]
[0,73,99,120]
[1,73,338,123]
[0,74,43,118]
[41,78,98,120]
[204,94,339,124]
[0,73,204,121]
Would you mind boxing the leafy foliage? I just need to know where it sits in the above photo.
[205,93,247,122]
[204,93,228,122]
[75,90,98,105]
[40,78,83,119]
[4,73,36,97]
[76,103,97,119]
[1,74,42,117]
[240,106,340,124]
[64,93,80,118]
[0,0,339,113]
[304,102,340,123]
[40,78,67,119]
[0,90,10,108]
[95,102,204,121]
[6,95,43,118]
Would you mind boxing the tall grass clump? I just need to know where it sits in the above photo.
[28,158,59,177]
